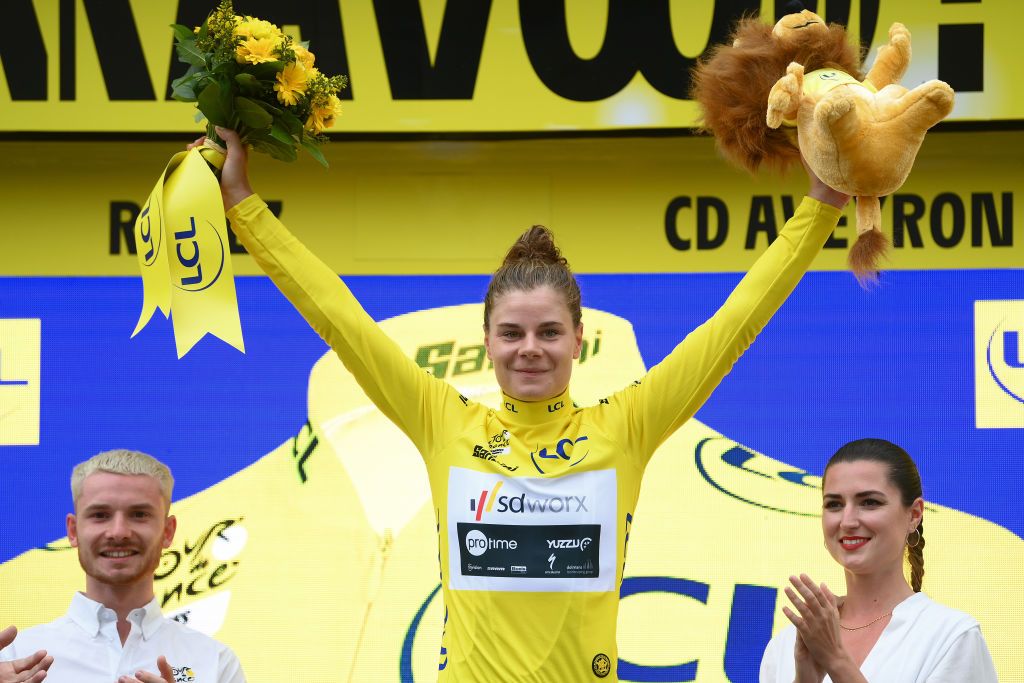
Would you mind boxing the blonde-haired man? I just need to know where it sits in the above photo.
[0,450,245,683]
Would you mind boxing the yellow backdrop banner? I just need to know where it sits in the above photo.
[0,0,1021,133]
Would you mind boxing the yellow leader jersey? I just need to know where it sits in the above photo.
[223,193,841,682]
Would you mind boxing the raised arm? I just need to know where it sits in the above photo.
[203,128,461,455]
[614,161,848,462]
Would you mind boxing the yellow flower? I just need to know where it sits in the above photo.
[293,44,315,70]
[306,95,343,133]
[274,62,308,106]
[235,36,277,65]
[235,16,281,41]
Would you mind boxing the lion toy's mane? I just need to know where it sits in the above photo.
[691,18,863,174]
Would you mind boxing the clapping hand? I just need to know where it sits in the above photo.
[0,626,52,683]
[117,655,175,683]
[782,574,846,676]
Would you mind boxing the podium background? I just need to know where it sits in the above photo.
[2,1,1023,681]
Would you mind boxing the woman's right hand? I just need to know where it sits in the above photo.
[187,127,254,211]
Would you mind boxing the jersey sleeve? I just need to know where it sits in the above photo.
[925,626,999,683]
[226,194,460,457]
[609,196,841,462]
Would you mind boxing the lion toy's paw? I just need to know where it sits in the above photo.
[766,62,805,129]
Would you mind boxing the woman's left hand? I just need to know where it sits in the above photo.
[782,574,850,673]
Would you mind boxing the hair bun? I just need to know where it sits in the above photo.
[502,225,568,267]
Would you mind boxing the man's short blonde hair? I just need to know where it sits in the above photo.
[70,449,174,510]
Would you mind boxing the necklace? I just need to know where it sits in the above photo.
[839,610,892,631]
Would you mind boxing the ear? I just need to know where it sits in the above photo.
[572,324,584,360]
[163,515,177,549]
[483,326,493,360]
[67,513,79,548]
[909,497,924,528]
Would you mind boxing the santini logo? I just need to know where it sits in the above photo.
[469,481,588,521]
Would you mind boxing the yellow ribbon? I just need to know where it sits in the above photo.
[132,146,244,357]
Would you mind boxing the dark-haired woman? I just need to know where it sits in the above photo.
[760,438,998,683]
[198,128,848,682]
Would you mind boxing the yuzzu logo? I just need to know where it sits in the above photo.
[171,216,226,292]
[469,480,588,521]
[975,300,1024,428]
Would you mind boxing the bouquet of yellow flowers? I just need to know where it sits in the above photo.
[170,0,347,166]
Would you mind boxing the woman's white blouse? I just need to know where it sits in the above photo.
[760,592,998,682]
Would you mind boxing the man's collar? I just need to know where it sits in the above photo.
[68,592,165,640]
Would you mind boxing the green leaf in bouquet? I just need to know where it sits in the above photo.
[269,121,296,146]
[300,137,329,168]
[249,133,298,163]
[171,24,196,44]
[235,96,274,129]
[255,99,282,117]
[197,81,229,126]
[172,81,197,102]
[175,39,206,67]
[171,66,202,102]
[278,109,303,136]
[248,61,286,81]
[234,72,262,96]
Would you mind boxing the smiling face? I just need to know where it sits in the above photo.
[772,9,827,44]
[821,460,923,577]
[67,472,176,597]
[484,286,583,401]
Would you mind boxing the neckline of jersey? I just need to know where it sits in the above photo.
[499,387,574,424]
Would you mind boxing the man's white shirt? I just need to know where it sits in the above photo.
[0,592,245,683]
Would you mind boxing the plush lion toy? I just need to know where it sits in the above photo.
[692,8,954,283]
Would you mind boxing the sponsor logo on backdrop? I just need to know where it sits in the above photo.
[975,300,1024,428]
[694,439,823,516]
[157,517,246,634]
[0,319,41,446]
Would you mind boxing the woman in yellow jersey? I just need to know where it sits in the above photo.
[195,126,848,682]
[761,439,998,683]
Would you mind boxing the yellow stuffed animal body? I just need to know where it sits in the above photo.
[692,9,954,282]
[766,11,954,279]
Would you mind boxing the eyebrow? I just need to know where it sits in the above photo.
[822,490,888,499]
[81,502,159,513]
[495,321,565,329]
